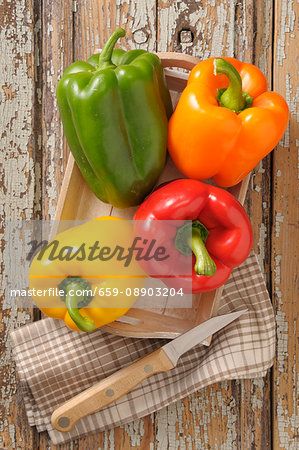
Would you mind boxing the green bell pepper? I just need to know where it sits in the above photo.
[56,28,172,208]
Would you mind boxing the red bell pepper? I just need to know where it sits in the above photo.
[134,179,253,293]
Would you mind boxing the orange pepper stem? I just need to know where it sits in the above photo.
[214,58,253,112]
[96,28,125,72]
[175,220,217,277]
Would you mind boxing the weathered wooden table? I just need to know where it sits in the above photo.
[1,1,297,448]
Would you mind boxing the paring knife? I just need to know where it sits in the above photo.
[51,309,247,432]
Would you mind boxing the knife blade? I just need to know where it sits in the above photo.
[163,309,247,366]
[51,309,247,432]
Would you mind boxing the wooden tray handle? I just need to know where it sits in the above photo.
[157,52,199,71]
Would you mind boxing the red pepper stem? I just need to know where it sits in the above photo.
[97,28,125,71]
[189,227,216,277]
[175,220,217,277]
[214,58,246,112]
[65,281,96,332]
[189,227,217,277]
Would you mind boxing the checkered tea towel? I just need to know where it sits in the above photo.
[10,251,275,445]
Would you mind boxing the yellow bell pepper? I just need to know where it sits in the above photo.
[29,217,145,332]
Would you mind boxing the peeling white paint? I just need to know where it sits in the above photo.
[218,382,237,450]
[189,392,208,448]
[258,0,272,74]
[0,0,37,445]
[0,309,31,441]
[43,10,67,218]
[276,309,288,374]
[275,212,284,237]
[276,0,296,66]
[0,0,34,292]
[210,3,227,56]
[102,428,115,449]
[280,73,298,148]
[116,0,156,52]
[157,0,236,59]
[8,423,16,448]
[234,1,249,59]
[257,161,265,174]
[251,378,265,411]
[156,402,184,450]
[226,0,235,56]
[122,418,145,447]
[257,223,267,274]
[274,254,282,286]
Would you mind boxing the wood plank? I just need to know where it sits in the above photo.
[272,0,298,448]
[155,1,273,448]
[2,1,296,449]
[154,381,272,449]
[41,0,74,220]
[38,0,74,448]
[39,419,154,449]
[58,1,158,448]
[240,1,274,447]
[0,0,40,448]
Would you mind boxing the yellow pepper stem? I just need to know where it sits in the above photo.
[59,277,96,332]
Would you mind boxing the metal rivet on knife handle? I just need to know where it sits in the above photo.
[144,365,153,373]
[57,416,70,428]
[105,389,114,397]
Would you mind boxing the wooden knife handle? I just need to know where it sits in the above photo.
[51,348,174,432]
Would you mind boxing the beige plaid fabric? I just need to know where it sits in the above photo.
[10,252,275,445]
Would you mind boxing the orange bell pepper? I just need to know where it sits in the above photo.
[168,57,289,187]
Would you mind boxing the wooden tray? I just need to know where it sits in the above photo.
[54,53,250,340]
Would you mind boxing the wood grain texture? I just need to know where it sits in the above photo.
[63,1,158,447]
[37,1,74,447]
[0,0,297,449]
[272,1,298,448]
[156,1,273,448]
[0,0,41,448]
[41,0,74,220]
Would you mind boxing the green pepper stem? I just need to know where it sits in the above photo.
[97,28,125,71]
[214,58,252,113]
[189,228,217,277]
[65,281,96,332]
